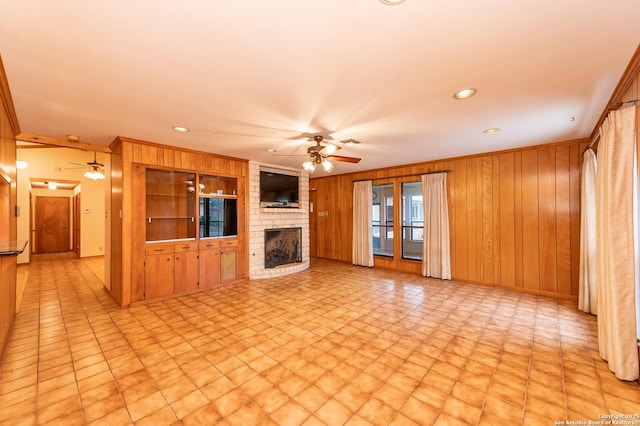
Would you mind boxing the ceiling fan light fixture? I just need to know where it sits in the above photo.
[84,167,105,180]
[302,161,316,173]
[321,159,334,172]
[322,144,339,155]
[453,88,477,99]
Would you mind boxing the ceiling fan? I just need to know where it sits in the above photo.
[67,152,105,180]
[302,135,361,173]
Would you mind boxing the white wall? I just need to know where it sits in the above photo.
[16,146,109,263]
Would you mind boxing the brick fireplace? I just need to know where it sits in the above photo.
[248,162,310,279]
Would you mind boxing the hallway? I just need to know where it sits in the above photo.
[0,254,639,425]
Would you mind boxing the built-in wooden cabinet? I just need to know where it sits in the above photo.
[109,136,248,307]
[145,169,196,241]
[144,243,175,299]
[142,169,241,302]
[174,241,199,293]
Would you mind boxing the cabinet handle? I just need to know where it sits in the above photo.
[147,217,152,223]
[154,249,164,252]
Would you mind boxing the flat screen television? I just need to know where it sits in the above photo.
[260,170,299,207]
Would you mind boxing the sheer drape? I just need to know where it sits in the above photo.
[579,149,597,314]
[352,180,374,267]
[596,105,639,381]
[421,173,451,279]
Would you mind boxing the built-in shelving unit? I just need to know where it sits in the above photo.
[109,136,248,307]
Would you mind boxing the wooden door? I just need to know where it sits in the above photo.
[36,196,70,253]
[174,250,199,293]
[309,189,317,258]
[199,248,220,289]
[145,254,174,299]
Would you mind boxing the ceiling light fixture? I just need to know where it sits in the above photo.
[47,181,57,190]
[380,0,406,5]
[302,160,316,173]
[483,128,500,134]
[453,88,477,99]
[172,126,190,133]
[67,135,80,142]
[302,156,335,174]
[265,148,276,153]
[84,166,105,180]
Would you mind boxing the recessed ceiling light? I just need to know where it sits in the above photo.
[380,0,406,4]
[483,128,500,134]
[67,135,80,142]
[172,126,190,132]
[266,148,276,153]
[453,88,477,99]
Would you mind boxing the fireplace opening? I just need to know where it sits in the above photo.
[265,227,302,268]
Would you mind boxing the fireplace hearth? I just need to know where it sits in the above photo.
[264,227,302,268]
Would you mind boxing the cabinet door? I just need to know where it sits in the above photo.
[199,248,220,289]
[145,254,174,299]
[175,250,199,293]
[221,249,237,282]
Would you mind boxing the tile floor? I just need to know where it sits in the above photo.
[1,253,639,425]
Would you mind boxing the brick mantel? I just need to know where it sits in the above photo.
[248,162,310,279]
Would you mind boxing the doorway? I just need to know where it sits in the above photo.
[35,196,71,253]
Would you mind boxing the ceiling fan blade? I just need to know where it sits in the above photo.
[330,155,361,163]
[68,161,86,166]
[319,144,341,156]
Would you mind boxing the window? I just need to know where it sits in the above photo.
[402,181,423,260]
[372,184,393,257]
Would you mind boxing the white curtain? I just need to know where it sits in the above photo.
[352,180,374,267]
[421,173,451,279]
[596,105,639,381]
[579,149,597,314]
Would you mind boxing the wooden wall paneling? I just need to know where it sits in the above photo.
[466,158,479,283]
[521,149,540,290]
[475,157,484,282]
[481,156,494,284]
[132,143,143,164]
[141,144,157,165]
[120,140,135,306]
[499,152,516,287]
[171,149,180,168]
[181,151,191,170]
[191,153,203,172]
[513,151,524,288]
[492,154,501,286]
[555,145,572,295]
[453,159,467,280]
[109,143,123,305]
[130,164,146,302]
[538,145,558,293]
[310,139,585,298]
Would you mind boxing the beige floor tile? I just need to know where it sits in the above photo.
[2,254,640,425]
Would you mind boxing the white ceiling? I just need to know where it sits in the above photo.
[1,1,639,175]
